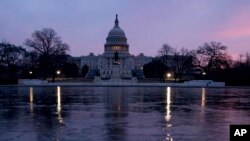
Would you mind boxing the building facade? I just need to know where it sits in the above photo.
[76,15,152,79]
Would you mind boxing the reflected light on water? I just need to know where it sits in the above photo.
[29,87,33,112]
[166,134,173,141]
[57,86,63,123]
[165,87,171,122]
[165,87,173,141]
[201,88,206,111]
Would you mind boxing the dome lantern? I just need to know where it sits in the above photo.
[114,14,119,28]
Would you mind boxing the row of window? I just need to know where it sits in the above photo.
[105,46,128,51]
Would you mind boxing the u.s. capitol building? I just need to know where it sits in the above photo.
[74,15,152,79]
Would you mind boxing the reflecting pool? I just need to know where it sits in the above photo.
[0,86,250,141]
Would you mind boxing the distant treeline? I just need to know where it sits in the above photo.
[143,42,250,86]
[1,28,250,86]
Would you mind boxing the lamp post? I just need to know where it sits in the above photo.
[29,71,33,79]
[167,73,171,78]
[202,72,206,80]
[56,70,61,81]
[165,72,172,82]
[56,70,61,75]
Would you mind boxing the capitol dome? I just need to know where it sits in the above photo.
[108,25,126,37]
[104,14,129,54]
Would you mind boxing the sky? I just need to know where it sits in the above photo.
[0,0,250,59]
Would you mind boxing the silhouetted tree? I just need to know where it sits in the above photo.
[245,53,250,67]
[62,62,79,78]
[225,52,250,85]
[22,51,39,78]
[50,54,71,82]
[172,47,193,81]
[158,44,174,68]
[143,60,165,79]
[0,42,26,80]
[192,41,232,74]
[25,28,69,80]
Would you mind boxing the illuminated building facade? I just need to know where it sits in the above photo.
[77,15,151,79]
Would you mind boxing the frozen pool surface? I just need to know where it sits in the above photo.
[0,86,250,141]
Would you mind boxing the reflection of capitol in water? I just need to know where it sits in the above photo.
[14,86,216,140]
[99,87,132,141]
[100,87,131,119]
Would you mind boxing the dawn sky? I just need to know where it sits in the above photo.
[1,0,250,58]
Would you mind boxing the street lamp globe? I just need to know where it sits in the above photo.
[56,70,61,75]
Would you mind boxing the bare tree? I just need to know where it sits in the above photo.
[172,47,193,81]
[245,53,250,66]
[22,51,40,77]
[25,28,69,56]
[158,44,174,67]
[192,41,232,73]
[0,42,26,79]
[25,28,69,80]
